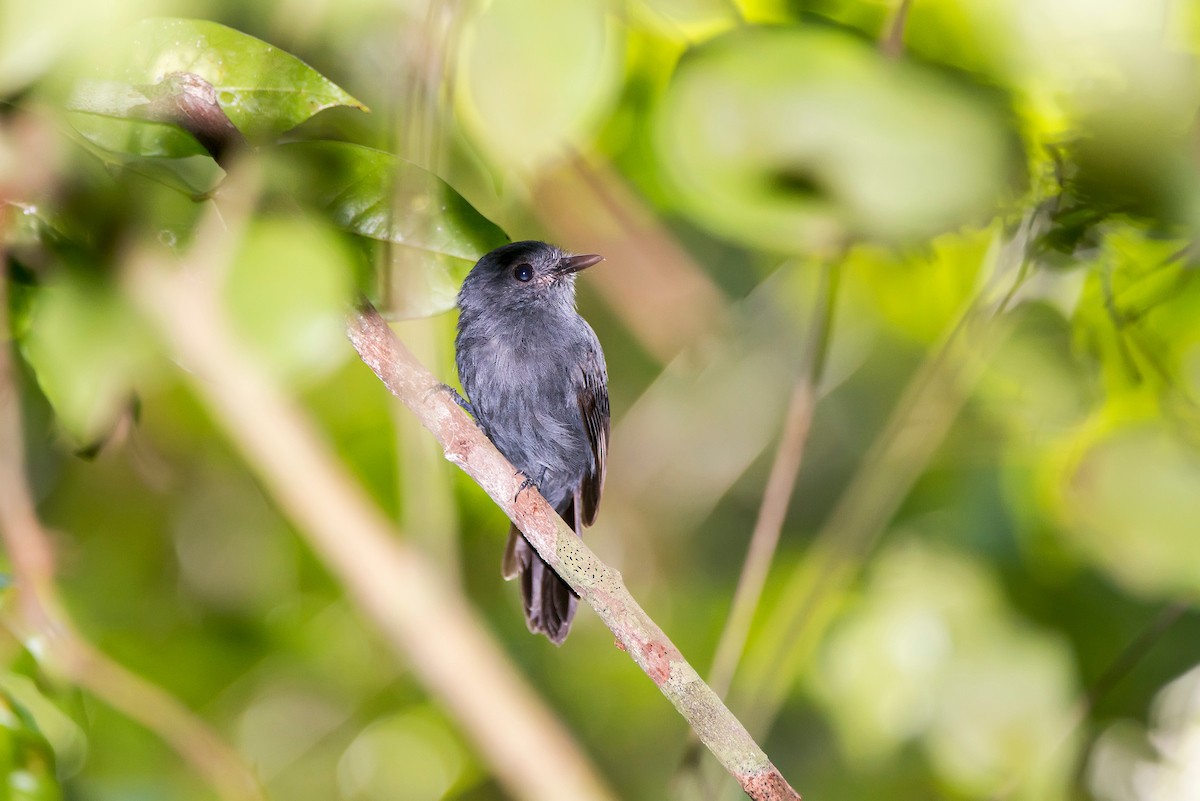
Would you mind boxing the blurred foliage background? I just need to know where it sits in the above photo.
[2,0,1200,800]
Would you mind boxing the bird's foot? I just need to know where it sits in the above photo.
[513,466,549,502]
[514,476,536,502]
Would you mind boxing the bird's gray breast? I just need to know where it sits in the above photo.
[457,314,593,507]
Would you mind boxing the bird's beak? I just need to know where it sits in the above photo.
[555,253,604,275]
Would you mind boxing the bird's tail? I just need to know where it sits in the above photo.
[501,501,579,645]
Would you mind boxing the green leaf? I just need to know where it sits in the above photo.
[274,141,509,318]
[810,542,1079,796]
[224,215,357,384]
[68,17,366,153]
[18,277,157,445]
[66,113,210,161]
[1072,229,1200,401]
[655,26,1023,253]
[456,0,620,171]
[0,674,88,799]
[847,226,995,344]
[70,139,225,199]
[638,0,740,39]
[1051,421,1200,599]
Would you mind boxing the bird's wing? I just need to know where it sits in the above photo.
[577,346,609,527]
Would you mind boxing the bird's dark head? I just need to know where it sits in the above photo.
[457,241,603,315]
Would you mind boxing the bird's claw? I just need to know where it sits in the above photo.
[513,475,537,502]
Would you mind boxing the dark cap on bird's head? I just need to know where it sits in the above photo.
[457,240,604,314]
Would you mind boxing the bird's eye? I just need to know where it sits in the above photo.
[513,263,533,282]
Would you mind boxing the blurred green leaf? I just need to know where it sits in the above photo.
[338,706,480,800]
[0,0,168,96]
[67,17,367,153]
[1015,2,1199,228]
[224,215,357,383]
[274,141,508,317]
[0,674,89,800]
[277,142,507,260]
[456,0,619,170]
[655,25,1022,253]
[18,277,157,445]
[1051,421,1200,599]
[981,301,1094,440]
[846,227,993,344]
[635,0,740,40]
[1087,664,1200,801]
[1072,230,1200,403]
[811,541,1079,799]
[70,140,224,199]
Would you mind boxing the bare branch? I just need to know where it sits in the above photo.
[0,269,265,801]
[707,261,839,699]
[729,222,1031,746]
[880,0,916,59]
[123,208,619,801]
[346,302,802,801]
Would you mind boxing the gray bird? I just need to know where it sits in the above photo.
[454,240,609,645]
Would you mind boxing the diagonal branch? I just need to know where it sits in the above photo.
[880,0,916,59]
[346,303,802,801]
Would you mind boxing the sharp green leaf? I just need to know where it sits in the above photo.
[68,17,367,152]
[67,113,210,160]
[18,277,157,445]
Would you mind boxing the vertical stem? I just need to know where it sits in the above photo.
[730,223,1031,745]
[880,0,915,59]
[707,260,840,698]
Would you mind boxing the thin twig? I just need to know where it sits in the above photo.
[729,223,1029,747]
[346,302,802,801]
[708,381,816,690]
[708,261,840,699]
[124,186,618,801]
[687,263,842,801]
[0,269,265,801]
[880,0,916,59]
